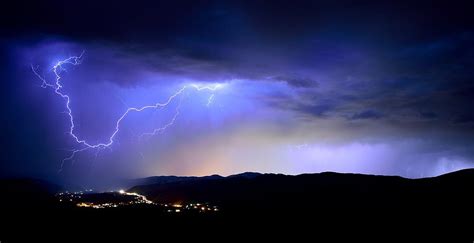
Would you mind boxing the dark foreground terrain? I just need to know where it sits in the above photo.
[130,170,474,213]
[1,170,473,240]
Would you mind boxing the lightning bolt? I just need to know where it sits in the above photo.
[206,94,215,107]
[31,52,224,171]
[139,94,184,138]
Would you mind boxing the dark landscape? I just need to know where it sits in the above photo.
[0,169,474,239]
[0,169,474,219]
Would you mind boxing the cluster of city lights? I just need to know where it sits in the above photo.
[57,190,89,202]
[163,202,219,213]
[57,190,153,208]
[57,190,219,213]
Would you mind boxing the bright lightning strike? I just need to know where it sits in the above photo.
[31,52,225,170]
[206,94,215,107]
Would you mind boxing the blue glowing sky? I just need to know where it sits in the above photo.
[1,0,473,186]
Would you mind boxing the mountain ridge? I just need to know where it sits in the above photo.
[127,168,474,214]
[128,168,474,188]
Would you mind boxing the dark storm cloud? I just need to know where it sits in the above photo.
[350,110,384,120]
[297,103,333,117]
[453,114,474,124]
[272,76,318,88]
[418,111,438,120]
[1,0,474,183]
[2,0,473,121]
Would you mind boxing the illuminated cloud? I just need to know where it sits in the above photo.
[1,1,473,186]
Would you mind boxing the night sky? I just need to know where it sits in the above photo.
[1,0,473,187]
